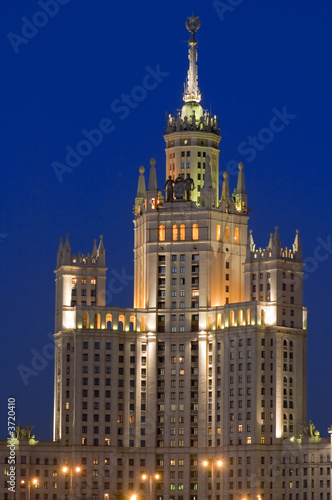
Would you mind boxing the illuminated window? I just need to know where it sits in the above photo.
[81,278,87,285]
[216,224,221,242]
[180,224,185,241]
[247,309,251,325]
[159,225,165,242]
[238,425,243,432]
[72,277,77,284]
[238,310,244,326]
[192,224,199,241]
[65,402,70,410]
[225,226,229,243]
[217,313,222,329]
[83,313,89,329]
[91,278,96,285]
[247,437,252,444]
[234,227,239,243]
[172,225,178,241]
[230,311,235,327]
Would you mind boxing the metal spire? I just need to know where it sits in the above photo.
[183,14,201,103]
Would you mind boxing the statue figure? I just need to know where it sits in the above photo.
[164,176,174,202]
[16,424,22,439]
[173,174,185,200]
[308,420,315,437]
[185,173,195,201]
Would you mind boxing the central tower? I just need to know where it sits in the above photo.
[164,14,221,205]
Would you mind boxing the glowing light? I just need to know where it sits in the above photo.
[142,474,147,480]
[131,496,137,500]
[203,460,208,467]
[32,479,38,485]
[216,460,223,467]
[155,473,160,480]
[62,467,68,473]
[21,480,25,484]
[75,466,81,472]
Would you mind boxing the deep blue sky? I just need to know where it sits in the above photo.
[1,1,332,440]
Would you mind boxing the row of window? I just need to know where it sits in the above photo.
[158,224,239,242]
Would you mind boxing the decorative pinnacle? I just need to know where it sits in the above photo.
[183,14,201,104]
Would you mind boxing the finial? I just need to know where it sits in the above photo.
[100,234,103,240]
[150,158,156,168]
[139,166,145,175]
[238,161,244,171]
[223,171,229,179]
[183,14,201,104]
[275,226,279,231]
[59,237,63,243]
[148,158,158,191]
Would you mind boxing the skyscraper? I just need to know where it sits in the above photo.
[1,14,331,500]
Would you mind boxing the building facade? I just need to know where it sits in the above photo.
[1,14,332,500]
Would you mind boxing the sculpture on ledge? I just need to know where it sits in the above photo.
[164,176,174,202]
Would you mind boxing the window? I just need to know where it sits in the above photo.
[225,226,229,243]
[192,224,199,241]
[216,225,221,241]
[234,227,239,243]
[172,225,178,241]
[180,224,185,241]
[159,225,165,242]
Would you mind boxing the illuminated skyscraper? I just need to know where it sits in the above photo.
[1,14,331,500]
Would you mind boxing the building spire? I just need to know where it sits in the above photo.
[183,14,201,104]
[148,158,157,191]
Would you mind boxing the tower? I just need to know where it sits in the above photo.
[43,14,327,500]
[164,15,221,206]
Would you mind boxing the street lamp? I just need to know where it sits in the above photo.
[20,477,38,500]
[203,458,223,500]
[141,472,160,500]
[62,465,81,500]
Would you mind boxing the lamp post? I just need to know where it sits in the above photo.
[20,477,38,500]
[62,465,81,500]
[141,472,160,500]
[203,458,223,500]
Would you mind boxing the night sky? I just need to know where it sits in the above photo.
[1,1,332,441]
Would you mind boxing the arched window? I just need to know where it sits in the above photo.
[129,315,136,332]
[106,313,113,330]
[234,227,239,243]
[230,310,235,327]
[289,414,293,421]
[283,413,287,420]
[289,377,293,385]
[94,313,101,329]
[118,314,125,331]
[261,309,265,325]
[217,313,222,329]
[283,376,287,384]
[159,225,165,242]
[225,226,229,243]
[172,225,178,241]
[208,315,213,330]
[83,313,89,329]
[180,224,185,241]
[289,340,293,348]
[141,316,146,332]
[216,224,221,242]
[246,309,251,325]
[238,309,244,326]
[192,224,199,241]
[284,340,288,347]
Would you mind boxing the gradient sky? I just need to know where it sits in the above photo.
[1,1,332,441]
